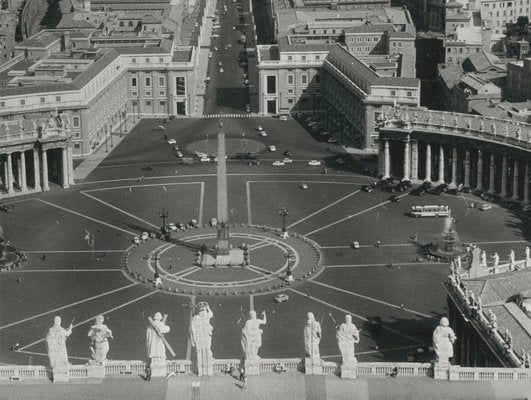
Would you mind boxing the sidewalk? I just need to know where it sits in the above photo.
[73,117,137,181]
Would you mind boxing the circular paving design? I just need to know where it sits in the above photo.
[125,225,323,295]
[187,138,266,156]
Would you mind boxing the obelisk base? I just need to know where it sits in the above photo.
[196,352,214,376]
[304,357,323,375]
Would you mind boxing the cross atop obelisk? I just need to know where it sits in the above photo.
[216,121,230,255]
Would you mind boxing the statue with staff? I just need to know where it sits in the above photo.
[46,316,73,368]
[190,302,214,376]
[147,312,175,361]
[88,315,113,364]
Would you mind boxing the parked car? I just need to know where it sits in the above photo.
[259,131,267,137]
[0,204,13,212]
[279,115,289,121]
[167,139,176,145]
[308,160,321,166]
[327,137,337,143]
[300,183,308,189]
[284,150,292,157]
[274,294,289,303]
[247,159,260,165]
[282,158,293,164]
[479,204,492,211]
[272,161,285,166]
[256,125,263,131]
[361,185,373,193]
[167,223,178,231]
[269,145,276,152]
[352,241,360,249]
[389,195,400,202]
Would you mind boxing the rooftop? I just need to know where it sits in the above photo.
[16,31,61,49]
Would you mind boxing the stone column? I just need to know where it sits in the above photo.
[425,142,432,181]
[411,140,418,181]
[19,151,27,192]
[451,147,457,186]
[476,150,483,190]
[62,147,69,189]
[500,155,507,197]
[42,149,50,191]
[6,153,14,194]
[524,162,530,203]
[464,149,470,187]
[378,140,384,177]
[33,149,41,190]
[512,159,520,200]
[488,154,496,194]
[403,140,410,181]
[383,139,390,179]
[67,146,74,185]
[438,144,445,183]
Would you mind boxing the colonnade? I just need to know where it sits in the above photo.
[379,138,531,202]
[0,145,74,196]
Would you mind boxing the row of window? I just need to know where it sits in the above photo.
[0,95,62,107]
[347,36,381,43]
[286,73,321,85]
[132,76,165,87]
[130,76,186,95]
[132,100,167,107]
[130,57,166,64]
[131,90,166,97]
[285,54,322,62]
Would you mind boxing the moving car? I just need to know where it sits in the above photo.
[308,160,321,166]
[389,195,400,202]
[361,185,373,193]
[208,52,212,58]
[218,61,223,66]
[282,158,293,164]
[200,157,211,162]
[259,131,267,137]
[352,241,360,249]
[141,232,149,241]
[269,145,276,152]
[155,125,166,131]
[300,183,308,189]
[274,294,289,303]
[167,223,178,231]
[272,161,285,166]
[176,151,183,158]
[327,137,338,143]
[247,159,260,165]
[279,115,289,121]
[167,139,176,145]
[256,126,263,131]
[141,165,155,171]
[219,68,224,73]
[479,204,492,211]
[0,204,13,212]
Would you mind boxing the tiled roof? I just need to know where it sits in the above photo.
[172,48,193,62]
[390,31,414,39]
[279,36,334,52]
[474,268,531,305]
[259,46,280,61]
[490,303,531,357]
[142,15,162,24]
[55,13,96,29]
[345,23,394,34]
[375,76,419,87]
[17,32,61,48]
[463,50,507,73]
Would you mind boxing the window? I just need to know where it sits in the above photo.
[132,58,136,63]
[357,46,362,52]
[390,90,396,96]
[160,100,166,105]
[374,37,379,42]
[40,97,45,103]
[131,91,138,96]
[407,91,412,97]
[20,99,25,105]
[301,74,307,85]
[74,143,81,149]
[131,77,137,86]
[159,77,165,86]
[74,131,80,138]
[288,55,293,61]
[119,21,124,27]
[315,74,320,85]
[145,91,152,97]
[56,96,61,102]
[287,74,294,85]
[302,55,306,61]
[159,58,164,63]
[145,58,150,63]
[266,75,276,94]
[128,21,134,27]
[145,77,151,87]
[176,77,186,95]
[73,116,80,127]
[315,87,321,94]
[288,98,294,104]
[288,88,294,94]
[302,88,307,94]
[0,101,4,107]
[159,90,165,96]
[145,100,152,106]
[392,42,396,47]
[316,55,320,60]
[357,37,362,42]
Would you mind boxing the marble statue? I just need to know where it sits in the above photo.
[479,121,484,132]
[490,123,496,135]
[440,114,446,126]
[492,252,499,269]
[413,113,418,123]
[32,121,37,132]
[336,314,360,364]
[427,114,433,125]
[304,312,322,360]
[480,250,487,267]
[3,121,9,133]
[18,119,23,131]
[466,119,472,130]
[190,302,214,376]
[88,315,113,364]
[241,310,266,363]
[503,329,513,349]
[432,317,456,364]
[456,256,462,270]
[146,312,170,361]
[503,126,509,137]
[47,116,57,130]
[487,309,498,329]
[46,316,73,368]
[516,126,522,140]
[526,246,530,268]
[509,250,516,270]
[452,116,458,127]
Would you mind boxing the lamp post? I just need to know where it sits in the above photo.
[279,207,289,238]
[242,133,246,151]
[159,209,169,238]
[105,127,108,153]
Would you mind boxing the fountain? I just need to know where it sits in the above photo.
[428,217,467,261]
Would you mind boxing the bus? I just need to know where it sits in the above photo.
[410,205,451,218]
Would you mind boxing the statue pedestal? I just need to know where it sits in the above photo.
[196,353,214,376]
[433,362,450,380]
[150,359,167,377]
[339,361,357,379]
[244,358,260,375]
[304,357,323,375]
[52,366,70,383]
[86,364,106,378]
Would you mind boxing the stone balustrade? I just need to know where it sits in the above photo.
[379,105,531,153]
[1,359,530,382]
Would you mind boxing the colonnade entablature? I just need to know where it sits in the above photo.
[376,106,531,203]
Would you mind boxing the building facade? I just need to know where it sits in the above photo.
[505,57,531,102]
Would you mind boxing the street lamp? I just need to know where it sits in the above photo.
[242,133,246,151]
[105,127,108,153]
[279,207,289,239]
[159,209,169,237]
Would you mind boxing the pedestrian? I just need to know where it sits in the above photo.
[229,362,235,376]
[376,241,381,247]
[239,366,245,382]
[16,277,22,285]
[145,363,152,382]
[41,254,46,261]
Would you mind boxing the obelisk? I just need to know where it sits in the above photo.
[216,127,230,261]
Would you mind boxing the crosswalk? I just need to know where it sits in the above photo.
[203,113,253,119]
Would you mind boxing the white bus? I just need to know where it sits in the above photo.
[410,205,451,218]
